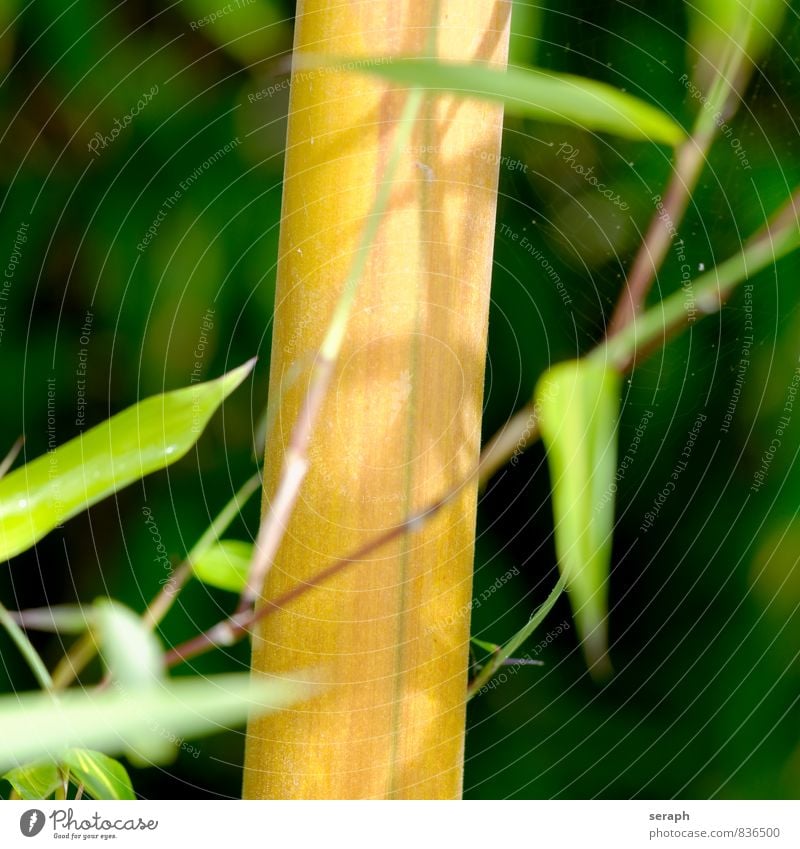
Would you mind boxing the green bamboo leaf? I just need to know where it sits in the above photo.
[192,540,253,593]
[0,671,315,772]
[61,749,134,800]
[0,359,255,563]
[2,761,60,800]
[313,56,685,145]
[470,637,499,654]
[535,359,621,678]
[93,600,164,688]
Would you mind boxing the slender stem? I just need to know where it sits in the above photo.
[598,188,800,371]
[166,497,455,665]
[166,407,537,667]
[467,573,567,698]
[191,473,262,560]
[607,30,750,337]
[140,563,193,632]
[252,356,314,464]
[0,436,24,480]
[470,639,544,666]
[51,632,98,691]
[478,405,540,484]
[49,473,263,691]
[165,185,800,672]
[463,201,797,691]
[607,135,709,337]
[0,600,55,693]
[239,88,425,611]
[142,472,261,629]
[55,770,66,801]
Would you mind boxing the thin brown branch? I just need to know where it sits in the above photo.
[600,186,800,372]
[606,130,712,337]
[51,632,98,691]
[607,34,750,338]
[166,494,464,666]
[165,406,537,668]
[141,562,193,630]
[166,181,800,671]
[0,435,24,480]
[237,355,333,611]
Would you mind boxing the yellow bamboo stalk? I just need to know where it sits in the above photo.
[243,0,510,800]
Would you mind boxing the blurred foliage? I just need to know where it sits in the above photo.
[0,0,798,799]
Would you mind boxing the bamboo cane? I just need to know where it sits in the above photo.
[243,0,510,800]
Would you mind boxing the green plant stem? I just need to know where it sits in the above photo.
[140,565,191,631]
[598,188,800,370]
[0,436,24,480]
[607,30,750,336]
[166,185,799,672]
[166,415,537,666]
[467,573,568,698]
[51,632,98,691]
[142,472,261,629]
[0,600,55,693]
[50,473,262,691]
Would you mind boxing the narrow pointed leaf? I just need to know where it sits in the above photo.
[470,637,499,654]
[191,540,253,593]
[61,749,134,800]
[0,671,315,772]
[2,761,60,800]
[315,56,685,145]
[535,360,621,677]
[0,359,255,562]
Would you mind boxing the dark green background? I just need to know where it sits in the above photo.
[0,0,798,799]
